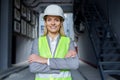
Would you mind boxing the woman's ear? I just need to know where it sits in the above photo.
[60,22,63,26]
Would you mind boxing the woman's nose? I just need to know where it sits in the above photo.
[51,20,55,25]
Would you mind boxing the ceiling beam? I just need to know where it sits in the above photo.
[33,5,73,13]
[23,0,73,13]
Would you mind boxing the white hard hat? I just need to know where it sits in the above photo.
[43,4,65,20]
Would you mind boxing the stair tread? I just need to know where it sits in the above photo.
[100,54,120,57]
[101,47,120,49]
[103,70,120,74]
[99,62,120,64]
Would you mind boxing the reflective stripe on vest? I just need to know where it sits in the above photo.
[36,36,72,80]
[35,77,71,80]
[36,71,71,78]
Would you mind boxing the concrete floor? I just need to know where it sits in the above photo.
[2,68,34,80]
[2,60,117,80]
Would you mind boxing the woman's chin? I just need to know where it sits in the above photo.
[50,31,59,34]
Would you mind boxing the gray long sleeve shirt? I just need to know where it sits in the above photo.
[29,36,80,74]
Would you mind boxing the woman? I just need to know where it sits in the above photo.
[28,4,80,80]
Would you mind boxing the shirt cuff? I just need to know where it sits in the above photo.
[47,58,50,65]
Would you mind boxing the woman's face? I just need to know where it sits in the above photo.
[45,15,61,34]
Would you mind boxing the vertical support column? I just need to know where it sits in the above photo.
[0,0,12,71]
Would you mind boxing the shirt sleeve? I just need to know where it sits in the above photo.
[29,38,60,74]
[49,39,80,70]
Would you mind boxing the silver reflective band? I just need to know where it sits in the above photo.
[36,71,71,78]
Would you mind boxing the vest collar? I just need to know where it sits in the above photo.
[47,34,60,42]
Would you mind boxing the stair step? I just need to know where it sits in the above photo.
[103,70,120,74]
[100,55,120,58]
[102,43,118,47]
[101,47,120,49]
[99,62,120,65]
[104,39,116,42]
[100,53,120,56]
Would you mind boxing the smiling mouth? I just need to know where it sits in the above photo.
[50,26,57,29]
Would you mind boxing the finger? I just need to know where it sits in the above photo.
[71,51,76,54]
[72,53,77,56]
[71,55,76,57]
[28,60,32,63]
[65,55,70,58]
[72,51,77,54]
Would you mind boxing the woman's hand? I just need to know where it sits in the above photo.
[65,50,77,58]
[28,54,48,64]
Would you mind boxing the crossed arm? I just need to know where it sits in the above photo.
[28,50,77,64]
[28,39,80,73]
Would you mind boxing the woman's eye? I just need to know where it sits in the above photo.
[55,19,60,22]
[47,19,51,21]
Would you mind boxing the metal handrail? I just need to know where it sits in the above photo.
[84,3,120,80]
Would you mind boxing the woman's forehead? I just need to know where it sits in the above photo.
[46,15,61,19]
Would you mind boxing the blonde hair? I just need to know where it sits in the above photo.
[43,17,66,36]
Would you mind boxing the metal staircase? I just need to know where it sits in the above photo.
[84,3,120,80]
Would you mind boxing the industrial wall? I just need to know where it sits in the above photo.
[77,28,97,66]
[15,36,33,63]
[0,0,12,71]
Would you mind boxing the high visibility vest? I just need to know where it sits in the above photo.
[35,36,72,80]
